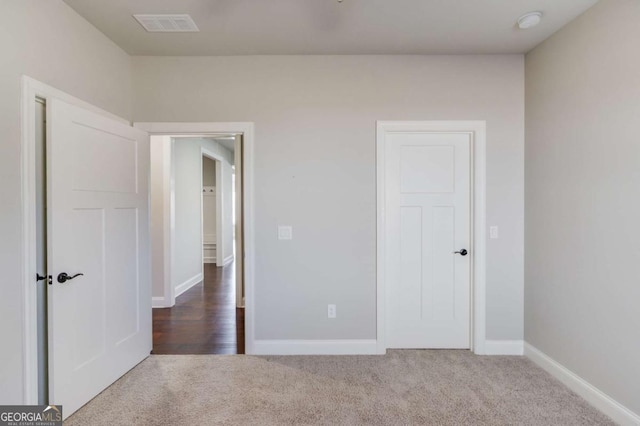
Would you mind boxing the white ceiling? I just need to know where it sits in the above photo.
[63,0,598,55]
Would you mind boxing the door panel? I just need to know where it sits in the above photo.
[70,123,138,193]
[108,207,140,345]
[399,206,423,320]
[432,206,455,321]
[386,132,471,349]
[47,99,150,418]
[70,208,105,368]
[400,145,455,193]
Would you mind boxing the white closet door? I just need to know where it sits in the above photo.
[385,131,471,349]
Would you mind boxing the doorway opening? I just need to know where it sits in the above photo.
[146,133,247,355]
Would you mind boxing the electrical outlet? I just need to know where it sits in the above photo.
[327,304,336,319]
[490,226,499,239]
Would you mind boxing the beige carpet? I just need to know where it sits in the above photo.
[66,351,612,425]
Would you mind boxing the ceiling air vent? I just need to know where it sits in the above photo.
[133,14,199,32]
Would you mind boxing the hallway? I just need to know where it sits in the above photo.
[152,263,245,354]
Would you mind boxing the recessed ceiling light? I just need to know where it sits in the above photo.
[133,14,199,32]
[517,12,543,30]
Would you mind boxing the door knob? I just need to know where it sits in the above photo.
[57,272,84,283]
[453,249,468,256]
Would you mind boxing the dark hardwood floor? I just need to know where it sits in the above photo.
[152,262,245,354]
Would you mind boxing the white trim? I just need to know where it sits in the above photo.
[525,342,640,426]
[134,122,256,355]
[222,254,234,266]
[165,137,175,307]
[152,297,171,308]
[376,121,487,355]
[174,273,203,298]
[233,135,244,309]
[253,340,378,355]
[21,76,131,404]
[149,136,174,310]
[484,340,523,355]
[134,122,252,135]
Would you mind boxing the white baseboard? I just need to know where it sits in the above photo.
[174,273,203,298]
[203,257,216,264]
[484,340,524,355]
[222,254,234,266]
[152,296,172,308]
[252,339,379,355]
[524,342,640,426]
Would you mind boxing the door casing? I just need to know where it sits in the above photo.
[134,122,255,355]
[376,121,487,355]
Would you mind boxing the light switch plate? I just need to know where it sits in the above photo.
[328,304,336,319]
[278,225,293,240]
[490,226,499,239]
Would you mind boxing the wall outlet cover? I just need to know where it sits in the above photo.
[490,226,499,239]
[328,304,336,319]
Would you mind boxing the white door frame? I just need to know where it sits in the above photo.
[134,122,255,355]
[234,136,245,308]
[200,146,224,271]
[376,121,487,355]
[149,136,174,308]
[20,76,131,404]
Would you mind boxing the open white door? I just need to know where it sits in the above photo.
[47,99,151,417]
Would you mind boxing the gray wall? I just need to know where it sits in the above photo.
[132,55,525,341]
[525,0,640,415]
[173,139,205,288]
[0,0,132,403]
